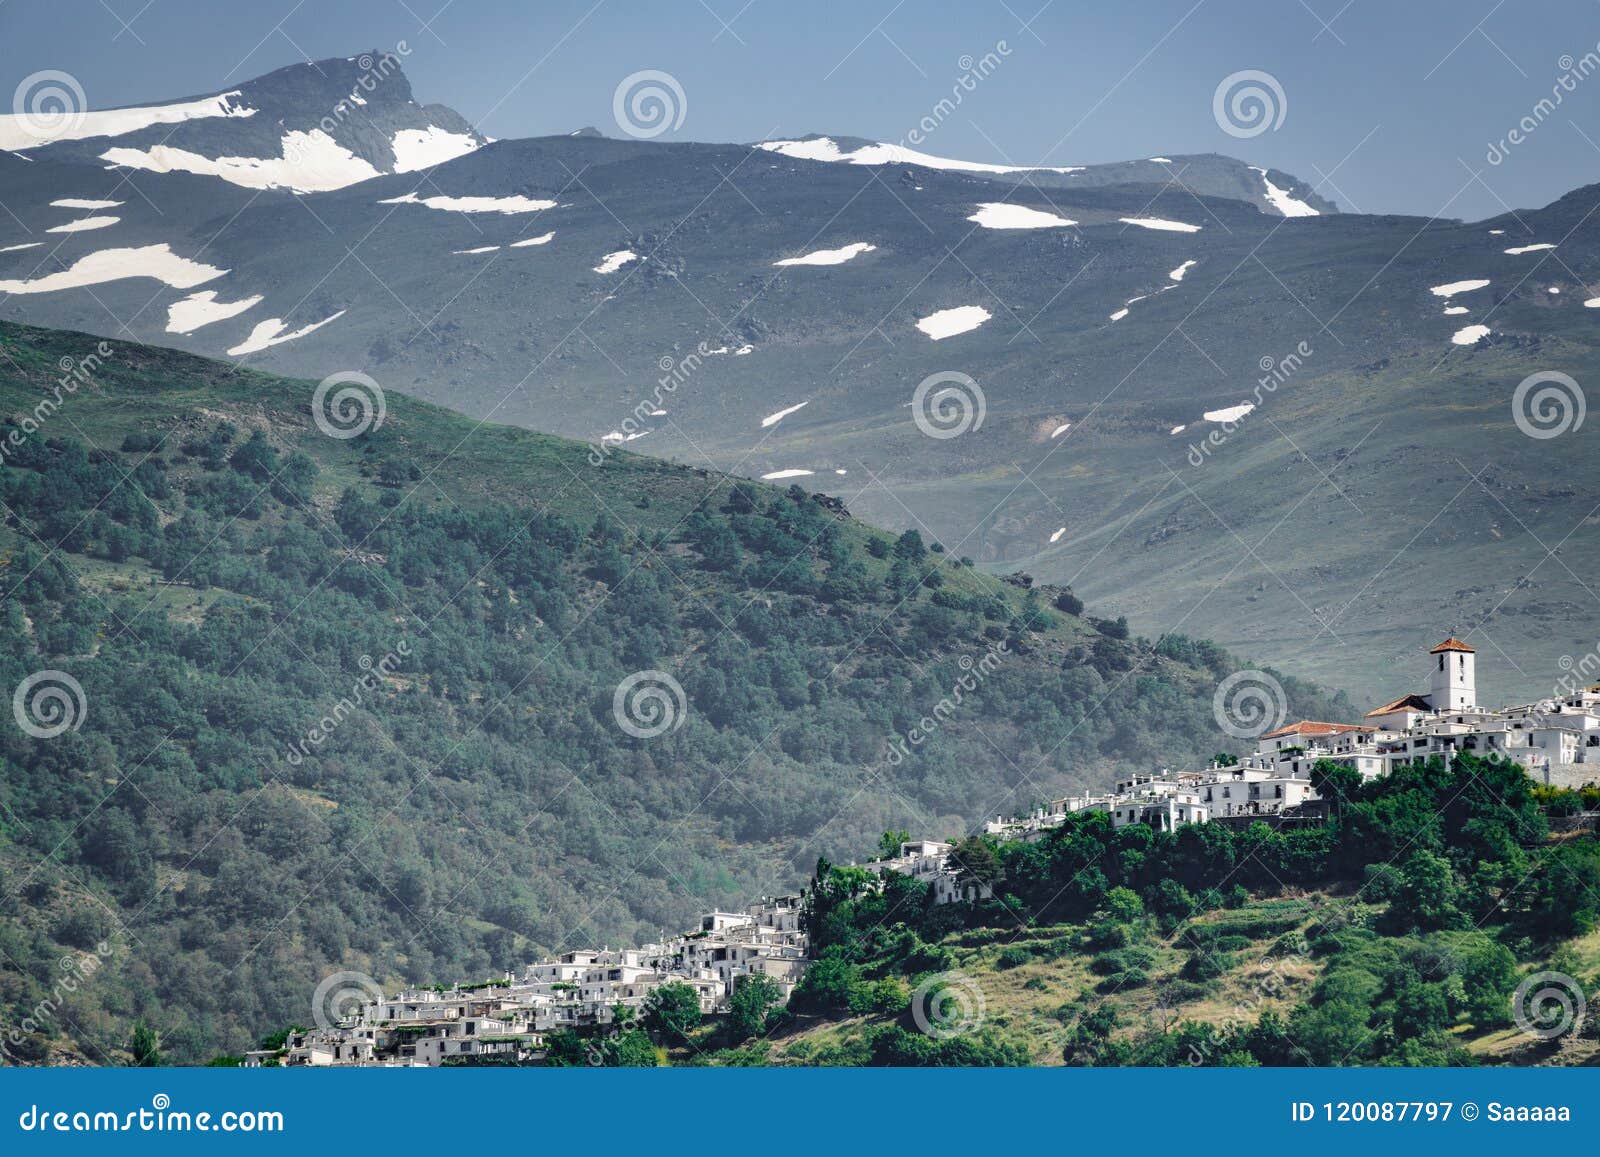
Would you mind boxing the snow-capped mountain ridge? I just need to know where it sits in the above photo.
[3,54,484,193]
[756,134,1336,218]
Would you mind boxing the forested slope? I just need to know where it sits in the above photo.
[0,322,1346,1063]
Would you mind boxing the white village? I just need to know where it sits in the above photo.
[251,637,1600,1067]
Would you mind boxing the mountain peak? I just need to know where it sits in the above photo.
[0,52,484,193]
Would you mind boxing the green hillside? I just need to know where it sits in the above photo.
[579,755,1600,1068]
[0,321,1347,1064]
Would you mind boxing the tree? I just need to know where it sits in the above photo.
[643,981,702,1041]
[1101,886,1144,924]
[726,973,783,1042]
[949,835,999,896]
[877,829,911,859]
[893,529,926,562]
[229,429,280,482]
[1310,760,1363,812]
[788,947,860,1014]
[128,1021,163,1067]
[1389,850,1463,932]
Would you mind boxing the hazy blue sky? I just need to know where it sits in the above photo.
[4,0,1600,219]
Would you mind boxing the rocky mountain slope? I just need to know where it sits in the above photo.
[1,57,1595,703]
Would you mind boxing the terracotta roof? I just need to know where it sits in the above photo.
[1429,637,1476,654]
[1261,720,1367,740]
[1364,693,1434,717]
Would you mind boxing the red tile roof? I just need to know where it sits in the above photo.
[1429,637,1476,654]
[1364,693,1434,717]
[1261,720,1367,739]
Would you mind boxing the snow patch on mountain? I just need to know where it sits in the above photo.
[761,401,810,427]
[1250,166,1319,217]
[593,249,638,274]
[1168,259,1197,282]
[510,232,555,247]
[1504,243,1556,255]
[1120,217,1202,233]
[773,242,876,266]
[1204,403,1255,423]
[761,468,815,480]
[0,242,42,253]
[0,90,254,151]
[228,310,345,356]
[966,203,1076,229]
[379,191,557,214]
[1430,279,1490,296]
[166,289,263,334]
[1451,324,1491,345]
[0,243,225,294]
[916,305,990,339]
[47,216,119,233]
[51,198,123,210]
[758,137,1082,175]
[390,126,479,172]
[103,130,382,193]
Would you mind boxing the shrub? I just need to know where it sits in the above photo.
[996,945,1034,970]
[1096,968,1148,992]
[1083,920,1129,950]
[1182,950,1236,980]
[1090,947,1155,976]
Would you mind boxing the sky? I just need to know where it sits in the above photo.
[3,0,1600,220]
